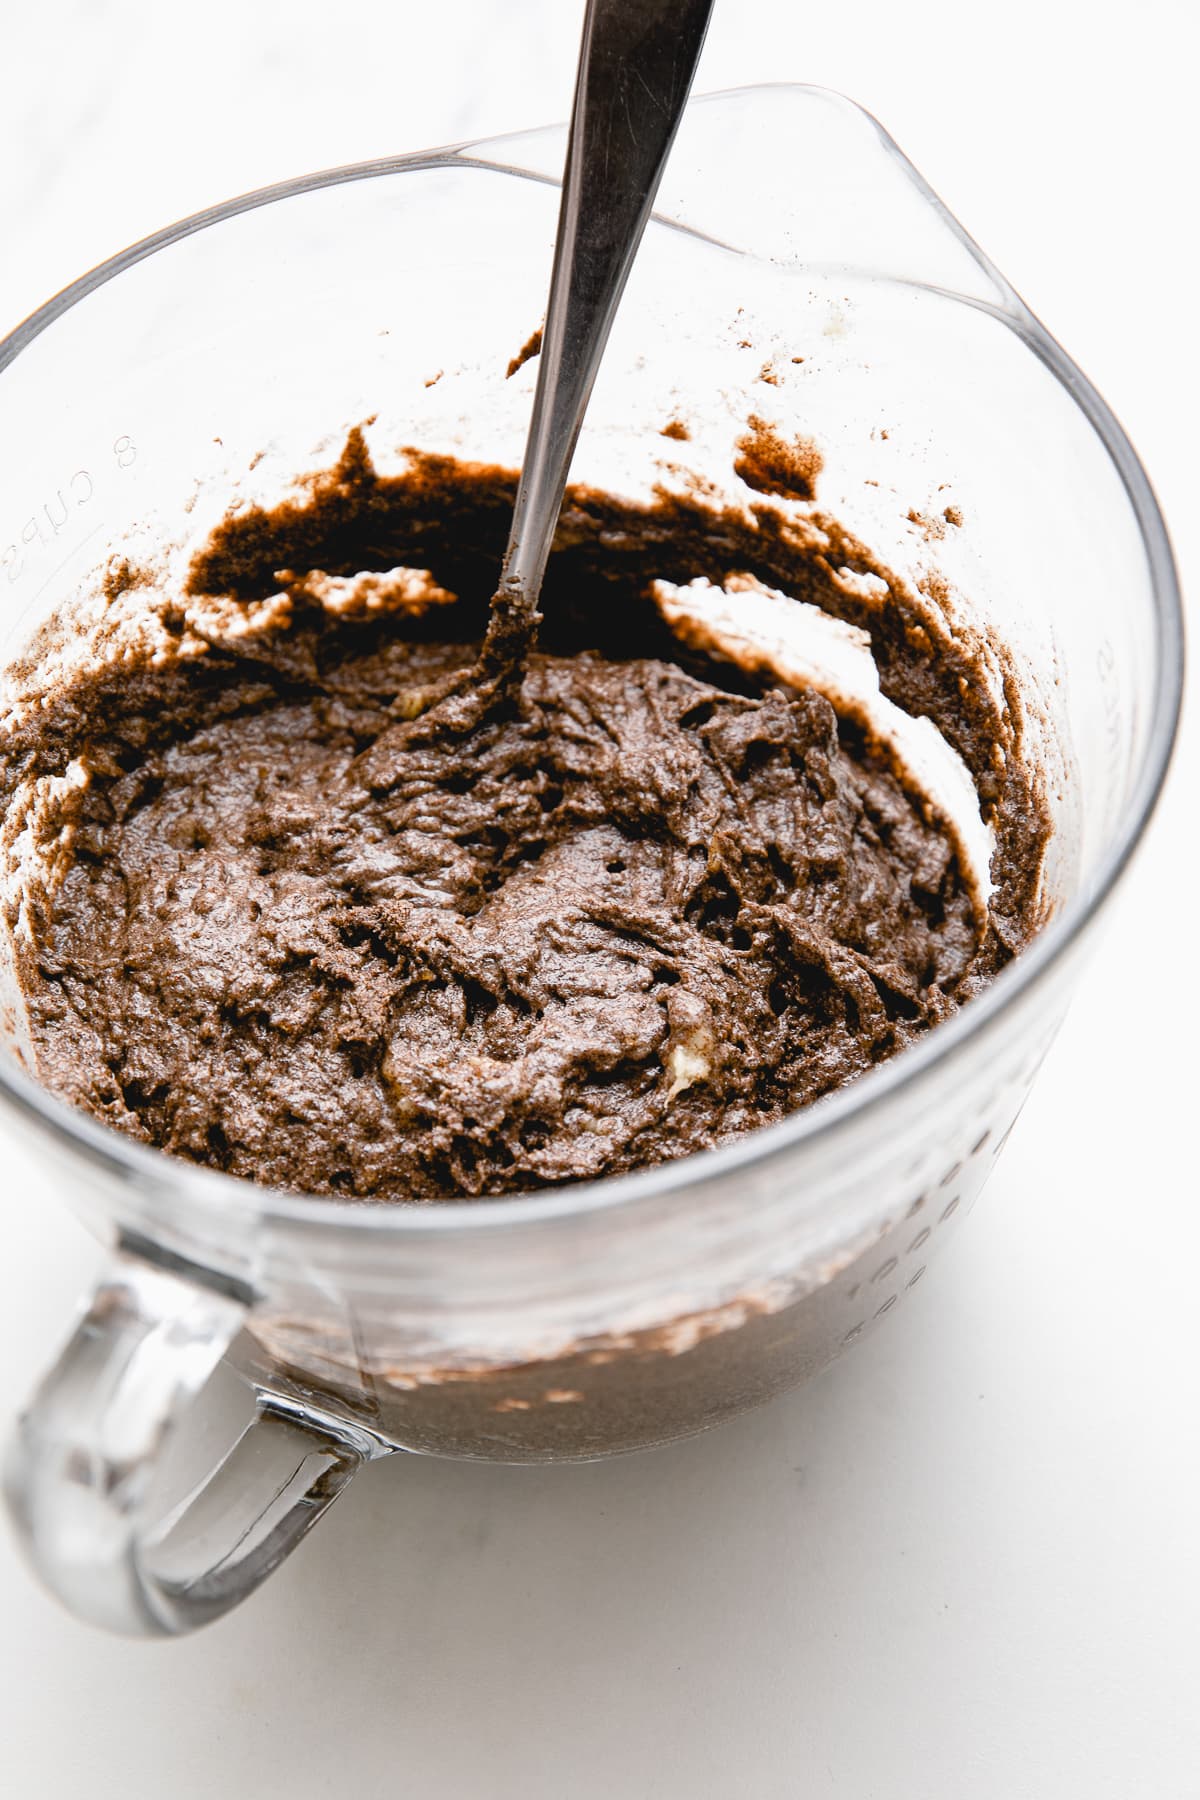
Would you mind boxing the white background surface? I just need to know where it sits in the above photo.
[1,3,1197,1795]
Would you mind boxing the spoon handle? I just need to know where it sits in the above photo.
[499,0,715,610]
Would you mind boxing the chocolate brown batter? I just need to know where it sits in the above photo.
[2,431,1049,1201]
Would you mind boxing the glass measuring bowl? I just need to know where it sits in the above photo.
[0,86,1181,1636]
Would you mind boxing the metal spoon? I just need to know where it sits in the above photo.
[484,0,715,669]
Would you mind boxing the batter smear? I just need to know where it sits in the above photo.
[2,432,1049,1200]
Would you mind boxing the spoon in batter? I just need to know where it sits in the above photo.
[480,0,715,680]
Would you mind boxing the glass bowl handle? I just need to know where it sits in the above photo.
[2,1250,386,1636]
